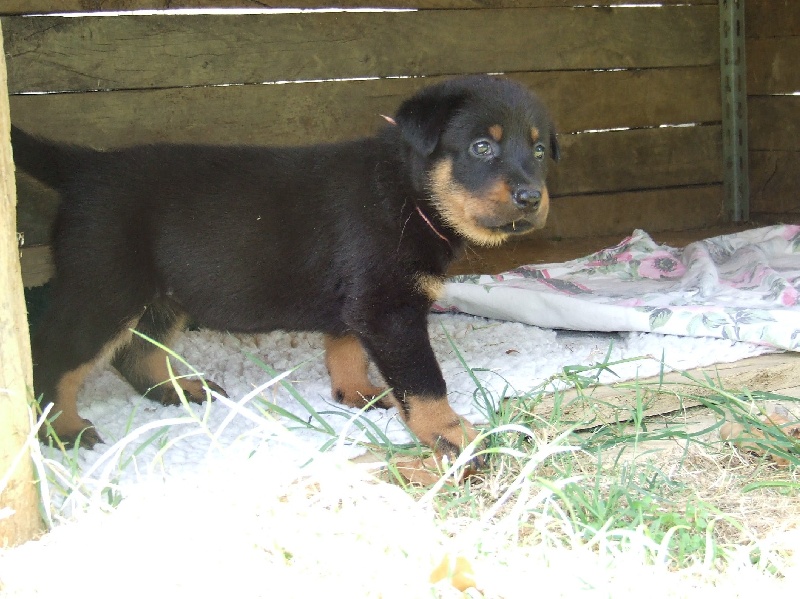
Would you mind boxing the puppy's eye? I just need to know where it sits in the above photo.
[533,143,546,160]
[470,139,495,158]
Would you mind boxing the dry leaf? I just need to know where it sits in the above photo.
[720,411,800,466]
[392,455,445,486]
[430,554,477,591]
[391,454,481,486]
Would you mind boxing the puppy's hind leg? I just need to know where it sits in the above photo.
[33,306,143,449]
[112,298,227,405]
[324,334,394,410]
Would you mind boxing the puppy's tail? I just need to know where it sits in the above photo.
[10,125,75,190]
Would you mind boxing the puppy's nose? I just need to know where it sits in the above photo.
[511,186,542,210]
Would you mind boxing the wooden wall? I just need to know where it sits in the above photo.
[2,1,725,285]
[746,0,800,222]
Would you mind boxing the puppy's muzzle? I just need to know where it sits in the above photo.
[511,185,542,211]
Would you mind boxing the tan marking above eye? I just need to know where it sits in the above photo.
[488,125,503,142]
[531,127,540,143]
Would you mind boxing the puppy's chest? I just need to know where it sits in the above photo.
[414,272,446,302]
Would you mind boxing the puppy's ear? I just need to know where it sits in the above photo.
[394,87,467,156]
[549,128,561,163]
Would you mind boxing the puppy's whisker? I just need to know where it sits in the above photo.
[397,212,413,252]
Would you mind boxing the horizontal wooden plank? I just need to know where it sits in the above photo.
[749,96,800,151]
[746,0,800,39]
[519,67,721,133]
[554,353,800,434]
[745,0,800,95]
[3,7,719,93]
[13,123,723,245]
[750,213,800,228]
[12,71,724,246]
[0,0,720,15]
[549,125,722,196]
[747,38,800,95]
[532,185,724,240]
[8,68,722,151]
[749,150,800,215]
[19,185,726,287]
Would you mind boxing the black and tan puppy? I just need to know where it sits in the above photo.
[14,75,559,460]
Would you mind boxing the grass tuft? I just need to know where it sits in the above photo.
[12,330,800,596]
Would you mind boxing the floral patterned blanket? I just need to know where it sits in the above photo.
[435,225,800,351]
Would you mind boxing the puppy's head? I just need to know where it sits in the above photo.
[395,76,559,246]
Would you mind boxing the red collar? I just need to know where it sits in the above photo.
[415,205,451,245]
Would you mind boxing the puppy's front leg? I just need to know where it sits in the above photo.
[357,309,479,462]
[403,394,480,462]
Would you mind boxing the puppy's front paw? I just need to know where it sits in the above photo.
[404,396,484,470]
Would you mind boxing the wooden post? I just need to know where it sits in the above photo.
[0,19,44,546]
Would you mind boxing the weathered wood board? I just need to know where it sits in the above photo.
[9,36,724,246]
[8,66,722,146]
[4,7,719,93]
[0,0,719,16]
[549,125,722,197]
[746,0,800,41]
[746,0,800,221]
[538,185,724,241]
[749,97,800,152]
[3,3,727,285]
[532,353,800,433]
[20,183,726,287]
[747,37,800,95]
[750,151,800,218]
[748,97,800,219]
[13,124,724,246]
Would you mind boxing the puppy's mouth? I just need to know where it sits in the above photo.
[491,220,536,235]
